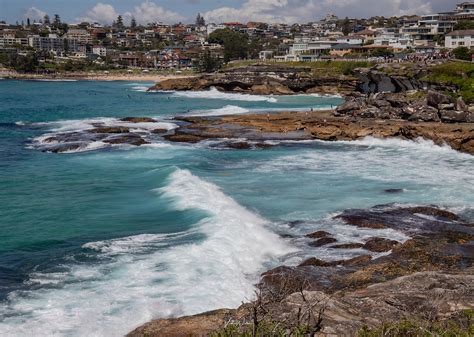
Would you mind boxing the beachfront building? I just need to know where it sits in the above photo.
[28,34,63,52]
[445,30,474,48]
[92,46,107,57]
[259,50,274,60]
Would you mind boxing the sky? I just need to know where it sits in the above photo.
[0,0,463,25]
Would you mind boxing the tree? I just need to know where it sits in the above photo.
[197,49,222,72]
[53,14,61,29]
[454,20,474,31]
[116,15,124,29]
[131,16,137,29]
[342,17,351,36]
[43,15,50,25]
[196,13,205,26]
[208,28,249,62]
[453,46,472,61]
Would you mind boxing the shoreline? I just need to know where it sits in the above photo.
[164,110,474,155]
[0,70,194,82]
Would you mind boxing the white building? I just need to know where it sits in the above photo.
[259,50,274,60]
[445,29,474,49]
[206,23,226,36]
[92,46,107,57]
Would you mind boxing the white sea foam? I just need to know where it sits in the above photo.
[130,86,149,92]
[0,169,293,337]
[189,105,251,116]
[170,87,278,103]
[31,117,178,153]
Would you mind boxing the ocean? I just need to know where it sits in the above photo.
[0,80,473,336]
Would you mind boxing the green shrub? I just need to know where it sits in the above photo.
[453,47,472,61]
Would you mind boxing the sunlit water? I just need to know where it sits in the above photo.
[0,80,472,336]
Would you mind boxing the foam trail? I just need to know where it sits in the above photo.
[169,87,278,103]
[189,105,250,116]
[0,169,292,337]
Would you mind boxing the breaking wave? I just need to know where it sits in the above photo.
[0,169,293,337]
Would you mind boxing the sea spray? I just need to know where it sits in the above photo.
[0,169,293,337]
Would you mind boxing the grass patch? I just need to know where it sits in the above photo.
[423,61,474,103]
[224,60,374,76]
[358,310,474,337]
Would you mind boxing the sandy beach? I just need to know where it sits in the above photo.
[0,69,194,82]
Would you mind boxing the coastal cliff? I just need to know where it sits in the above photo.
[149,64,359,95]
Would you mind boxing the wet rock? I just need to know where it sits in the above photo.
[151,128,169,134]
[164,133,205,143]
[384,188,404,194]
[335,205,463,234]
[103,134,149,146]
[335,213,387,229]
[120,117,157,123]
[309,237,338,247]
[330,243,364,249]
[90,127,130,134]
[286,220,306,228]
[305,231,331,239]
[226,141,252,149]
[298,258,334,267]
[45,142,84,153]
[363,237,401,252]
[339,255,372,266]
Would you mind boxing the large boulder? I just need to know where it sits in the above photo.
[439,110,472,123]
[426,91,453,108]
[335,99,366,114]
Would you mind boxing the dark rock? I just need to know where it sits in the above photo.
[330,243,364,249]
[151,128,169,134]
[298,258,333,267]
[439,110,472,123]
[384,188,404,194]
[335,205,463,234]
[287,220,306,228]
[336,100,366,114]
[226,142,252,149]
[408,105,440,122]
[363,237,401,252]
[305,231,331,239]
[426,91,453,108]
[45,143,84,153]
[339,255,372,266]
[335,213,387,229]
[103,134,149,146]
[90,127,130,134]
[309,237,338,247]
[120,117,157,123]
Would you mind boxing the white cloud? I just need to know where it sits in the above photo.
[124,1,185,24]
[78,1,184,25]
[24,7,47,21]
[77,3,118,24]
[203,0,437,24]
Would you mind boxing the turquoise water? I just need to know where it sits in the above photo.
[0,80,473,337]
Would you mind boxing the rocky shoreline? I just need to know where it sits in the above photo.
[128,204,474,336]
[149,64,358,95]
[163,111,474,155]
[126,63,474,336]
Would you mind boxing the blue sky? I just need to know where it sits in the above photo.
[0,0,461,24]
